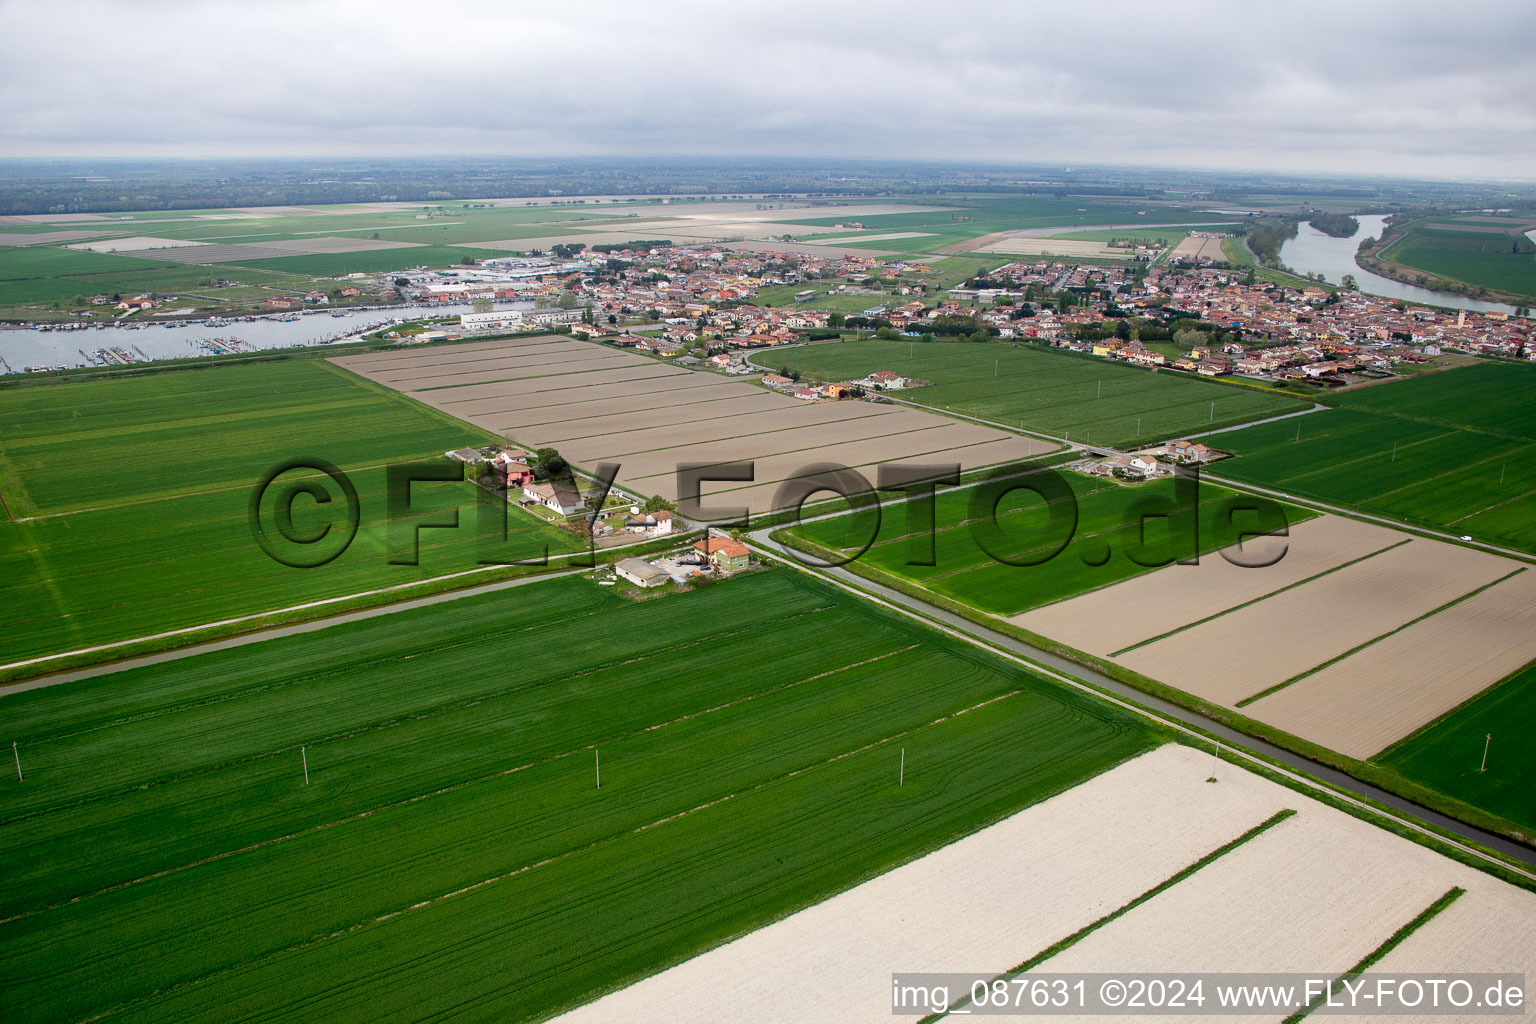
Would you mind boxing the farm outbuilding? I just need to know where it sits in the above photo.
[615,558,669,588]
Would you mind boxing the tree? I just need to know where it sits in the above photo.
[828,312,846,328]
[531,448,567,482]
[556,290,579,310]
[393,278,409,288]
[643,494,676,513]
[874,326,899,340]
[472,297,493,314]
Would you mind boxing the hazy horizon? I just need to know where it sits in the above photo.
[3,0,1532,180]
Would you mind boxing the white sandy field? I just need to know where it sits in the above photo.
[332,337,1052,514]
[1326,885,1536,1024]
[1012,513,1535,756]
[551,743,1536,1023]
[69,235,210,252]
[1010,515,1404,658]
[1116,538,1517,705]
[1170,234,1228,260]
[1244,567,1536,758]
[977,237,1121,257]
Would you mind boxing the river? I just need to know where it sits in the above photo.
[0,302,530,376]
[1278,214,1517,314]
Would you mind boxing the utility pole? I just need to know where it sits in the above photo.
[595,749,601,789]
[12,741,20,783]
[1500,464,1506,485]
[1208,740,1221,782]
[1136,417,1142,436]
[1481,734,1491,773]
[1296,421,1302,442]
[1392,441,1397,462]
[1209,400,1214,423]
[301,745,309,786]
[899,747,905,787]
[1097,379,1102,398]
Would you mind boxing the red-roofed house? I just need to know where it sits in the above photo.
[693,536,750,572]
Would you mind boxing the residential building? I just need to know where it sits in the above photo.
[693,536,750,573]
[523,482,586,515]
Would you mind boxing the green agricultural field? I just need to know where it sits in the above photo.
[0,357,583,665]
[0,568,1162,1024]
[752,283,907,314]
[1375,659,1536,834]
[0,254,315,309]
[1331,358,1536,437]
[781,472,1310,616]
[1380,224,1536,300]
[0,245,168,281]
[773,339,1307,447]
[0,358,488,515]
[1212,362,1536,552]
[217,244,510,277]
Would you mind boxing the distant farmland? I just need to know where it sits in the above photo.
[0,358,581,667]
[0,569,1161,1024]
[1378,222,1536,300]
[1212,361,1536,552]
[772,340,1306,447]
[782,195,1238,255]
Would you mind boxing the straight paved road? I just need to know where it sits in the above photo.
[746,525,1536,874]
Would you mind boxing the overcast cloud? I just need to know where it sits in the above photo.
[2,0,1533,179]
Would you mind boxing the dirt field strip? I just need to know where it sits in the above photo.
[422,371,716,411]
[1037,810,1453,988]
[67,235,210,252]
[332,336,581,372]
[593,412,972,468]
[810,231,937,244]
[553,743,1536,1023]
[1117,539,1518,706]
[976,237,1120,258]
[551,744,1299,1024]
[0,230,121,246]
[1169,233,1228,261]
[1110,541,1411,658]
[463,384,762,430]
[368,354,650,390]
[336,341,1045,514]
[1236,568,1526,708]
[1244,569,1536,758]
[522,393,803,440]
[334,337,615,378]
[1323,886,1536,1023]
[573,406,928,461]
[1010,516,1403,657]
[721,239,947,262]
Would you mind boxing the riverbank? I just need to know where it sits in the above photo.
[1359,219,1534,308]
[1279,215,1519,315]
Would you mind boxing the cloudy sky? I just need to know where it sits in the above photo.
[2,0,1532,180]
